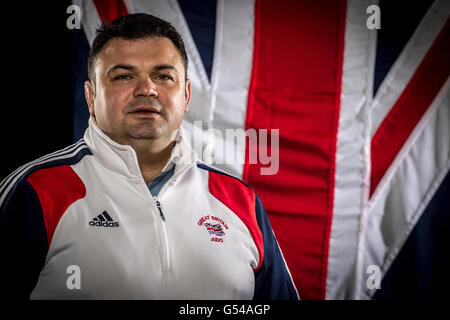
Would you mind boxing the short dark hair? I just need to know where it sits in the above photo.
[87,13,188,83]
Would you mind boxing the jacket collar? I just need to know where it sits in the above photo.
[83,117,197,181]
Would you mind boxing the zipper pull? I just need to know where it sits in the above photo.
[155,199,166,221]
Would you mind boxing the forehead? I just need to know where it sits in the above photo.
[96,37,184,73]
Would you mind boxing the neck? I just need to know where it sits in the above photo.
[130,139,175,185]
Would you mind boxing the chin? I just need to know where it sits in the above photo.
[128,126,164,140]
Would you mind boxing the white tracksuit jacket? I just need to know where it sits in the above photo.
[0,118,298,300]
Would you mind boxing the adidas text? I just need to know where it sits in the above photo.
[89,221,119,228]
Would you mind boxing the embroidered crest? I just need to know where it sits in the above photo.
[197,215,229,243]
[204,223,225,236]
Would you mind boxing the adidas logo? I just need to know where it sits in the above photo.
[89,211,120,228]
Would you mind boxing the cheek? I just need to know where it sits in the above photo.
[97,88,126,113]
[166,96,187,125]
[94,89,127,126]
[166,88,188,114]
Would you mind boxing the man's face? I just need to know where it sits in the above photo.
[85,37,191,147]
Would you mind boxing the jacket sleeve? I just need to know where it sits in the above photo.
[0,179,48,299]
[253,192,299,300]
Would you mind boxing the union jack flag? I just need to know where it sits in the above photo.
[204,223,225,237]
[72,0,449,300]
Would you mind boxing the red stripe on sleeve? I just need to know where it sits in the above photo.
[26,166,86,248]
[370,20,450,196]
[244,0,347,299]
[207,171,264,271]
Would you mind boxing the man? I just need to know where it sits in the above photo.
[0,13,298,300]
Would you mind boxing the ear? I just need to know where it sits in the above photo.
[84,80,96,116]
[184,79,191,113]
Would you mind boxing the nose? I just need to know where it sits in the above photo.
[133,77,158,98]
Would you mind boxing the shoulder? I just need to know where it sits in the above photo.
[196,162,256,211]
[1,140,92,249]
[196,162,253,190]
[196,162,265,269]
[0,139,91,210]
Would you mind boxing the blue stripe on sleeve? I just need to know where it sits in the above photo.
[253,192,299,300]
[0,179,47,299]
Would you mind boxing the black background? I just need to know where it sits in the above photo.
[1,1,74,181]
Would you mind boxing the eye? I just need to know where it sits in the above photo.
[113,74,133,80]
[155,74,173,81]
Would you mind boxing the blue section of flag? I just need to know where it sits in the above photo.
[72,29,91,142]
[178,0,217,81]
[374,170,450,299]
[373,0,434,96]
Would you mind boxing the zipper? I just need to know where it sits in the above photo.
[155,199,165,221]
[153,196,170,272]
[141,161,195,273]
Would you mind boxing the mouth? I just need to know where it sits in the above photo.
[129,106,161,115]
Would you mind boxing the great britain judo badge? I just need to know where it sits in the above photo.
[197,215,229,243]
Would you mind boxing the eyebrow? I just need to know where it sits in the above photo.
[153,64,179,74]
[106,64,178,76]
[106,64,136,76]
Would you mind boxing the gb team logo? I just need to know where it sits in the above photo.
[89,211,119,228]
[198,215,228,243]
